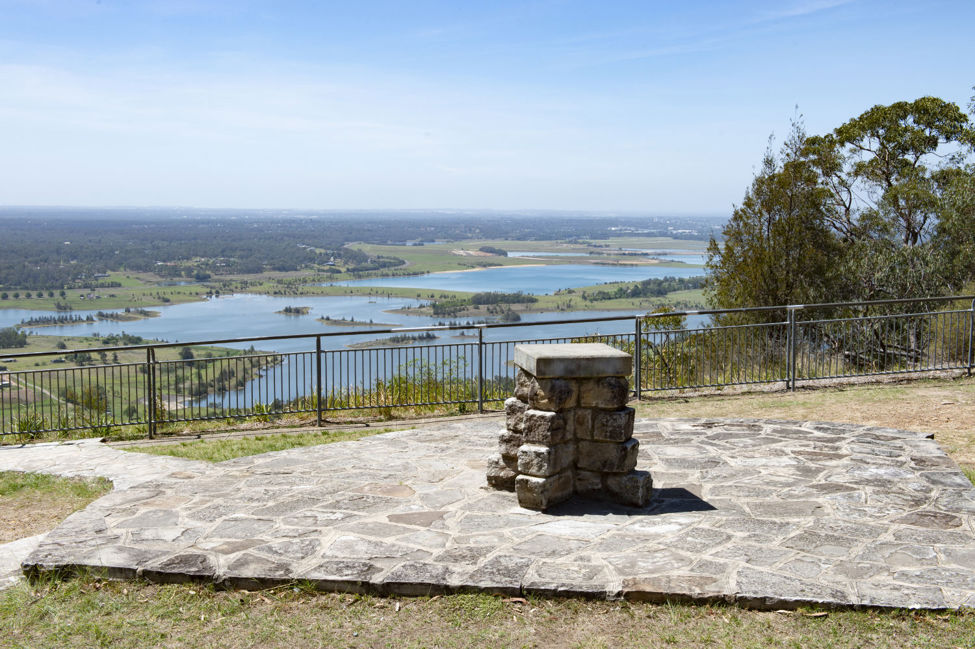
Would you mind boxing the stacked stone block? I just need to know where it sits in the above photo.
[486,343,652,510]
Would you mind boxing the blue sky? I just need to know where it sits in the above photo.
[1,0,972,214]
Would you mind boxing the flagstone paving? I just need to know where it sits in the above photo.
[5,418,975,609]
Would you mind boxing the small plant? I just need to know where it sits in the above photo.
[14,413,47,444]
[253,402,272,422]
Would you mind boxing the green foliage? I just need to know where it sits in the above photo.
[469,291,536,305]
[101,332,147,346]
[62,384,109,413]
[707,120,841,322]
[431,291,537,316]
[477,245,508,256]
[709,95,975,319]
[15,413,47,442]
[585,276,704,302]
[0,327,28,349]
[252,402,273,423]
[933,166,975,285]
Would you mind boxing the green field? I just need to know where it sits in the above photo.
[347,238,705,275]
[0,272,209,311]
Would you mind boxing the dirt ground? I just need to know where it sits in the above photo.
[0,474,111,543]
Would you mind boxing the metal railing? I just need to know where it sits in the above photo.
[1,296,973,440]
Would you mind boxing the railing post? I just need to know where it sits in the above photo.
[477,327,484,413]
[146,347,156,439]
[634,316,642,401]
[968,299,974,377]
[787,308,797,391]
[316,336,324,426]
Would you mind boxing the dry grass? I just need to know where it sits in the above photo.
[1,579,973,649]
[125,427,393,463]
[0,472,111,543]
[638,375,975,471]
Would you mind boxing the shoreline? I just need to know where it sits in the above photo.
[317,317,397,328]
[15,310,161,328]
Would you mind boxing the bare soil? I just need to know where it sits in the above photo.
[0,473,111,543]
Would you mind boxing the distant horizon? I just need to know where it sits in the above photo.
[0,205,727,219]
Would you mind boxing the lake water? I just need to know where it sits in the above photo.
[507,251,583,258]
[1,293,701,354]
[1,264,708,408]
[507,250,707,266]
[331,262,703,294]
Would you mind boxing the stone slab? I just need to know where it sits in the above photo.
[7,417,975,609]
[513,344,632,379]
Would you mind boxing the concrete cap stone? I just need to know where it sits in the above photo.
[513,343,632,378]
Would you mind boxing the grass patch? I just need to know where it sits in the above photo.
[124,427,392,462]
[0,472,111,543]
[1,576,973,648]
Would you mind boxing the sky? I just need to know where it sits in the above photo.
[0,0,972,214]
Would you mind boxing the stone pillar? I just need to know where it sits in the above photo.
[486,343,652,510]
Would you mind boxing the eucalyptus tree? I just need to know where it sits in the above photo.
[708,94,975,317]
[706,119,841,323]
[804,96,975,303]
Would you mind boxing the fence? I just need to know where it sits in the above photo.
[1,295,973,440]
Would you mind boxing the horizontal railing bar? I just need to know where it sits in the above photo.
[644,295,975,320]
[800,310,968,326]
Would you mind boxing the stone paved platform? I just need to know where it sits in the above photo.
[13,418,975,609]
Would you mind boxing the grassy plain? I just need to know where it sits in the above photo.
[0,272,207,312]
[348,239,705,275]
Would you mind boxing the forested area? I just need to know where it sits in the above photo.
[706,93,975,321]
[0,211,719,291]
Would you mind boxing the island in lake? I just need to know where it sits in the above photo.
[276,306,311,315]
[317,315,395,327]
[346,331,439,349]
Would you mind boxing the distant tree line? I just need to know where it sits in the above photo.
[477,246,508,256]
[0,210,720,291]
[583,276,705,302]
[470,292,537,305]
[19,314,95,326]
[431,292,537,316]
